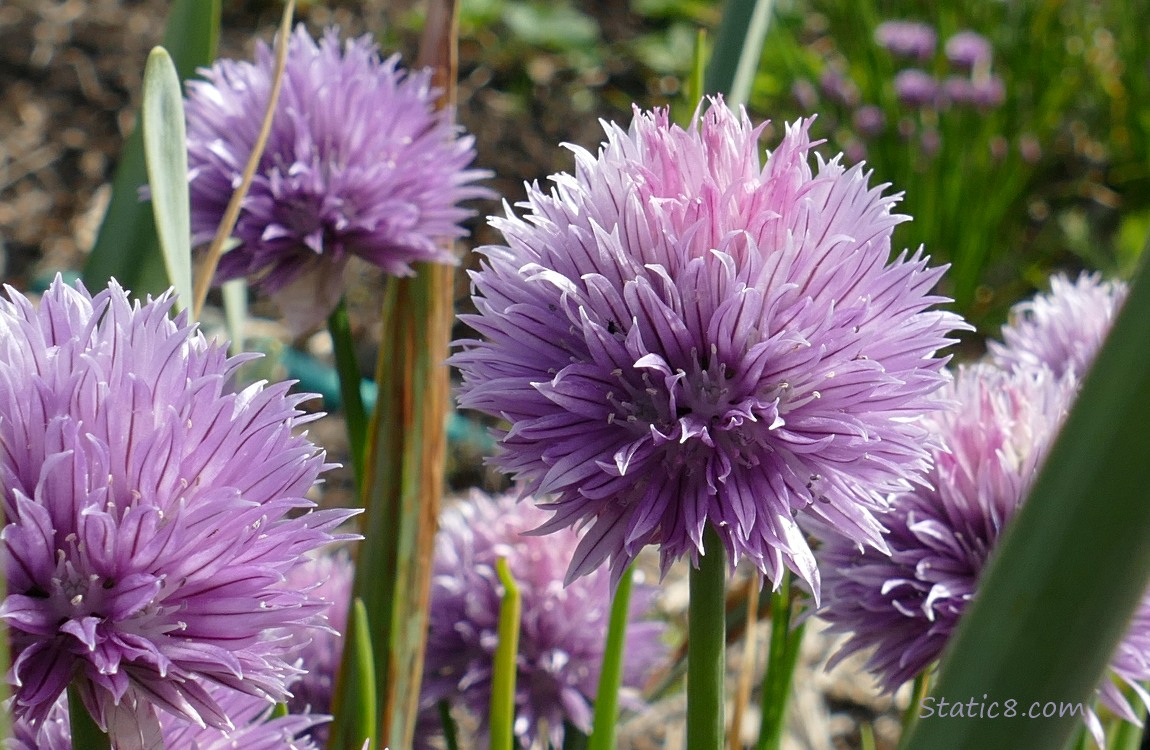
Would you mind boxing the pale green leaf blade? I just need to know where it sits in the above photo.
[83,0,219,296]
[703,0,774,108]
[142,47,193,312]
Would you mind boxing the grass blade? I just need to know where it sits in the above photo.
[141,47,193,311]
[902,240,1150,750]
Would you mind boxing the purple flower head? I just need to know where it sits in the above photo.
[0,278,357,738]
[874,20,937,61]
[894,69,939,108]
[185,25,491,333]
[421,490,666,749]
[10,687,326,750]
[452,97,967,598]
[970,75,1006,108]
[990,273,1128,379]
[940,75,976,105]
[818,362,1150,741]
[945,30,993,70]
[819,364,1076,688]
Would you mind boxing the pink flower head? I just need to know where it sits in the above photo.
[990,272,1128,379]
[453,97,967,598]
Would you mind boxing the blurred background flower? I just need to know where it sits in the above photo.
[420,490,666,749]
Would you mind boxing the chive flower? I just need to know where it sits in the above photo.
[0,278,356,737]
[421,490,666,749]
[990,272,1128,379]
[817,363,1150,741]
[10,688,326,750]
[452,98,966,597]
[184,25,491,332]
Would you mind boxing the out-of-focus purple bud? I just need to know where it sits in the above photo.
[793,79,819,111]
[852,105,886,138]
[942,75,976,105]
[990,135,1009,162]
[874,20,937,61]
[971,75,1006,108]
[945,31,993,70]
[1020,134,1042,164]
[921,128,941,157]
[820,68,860,107]
[894,69,939,108]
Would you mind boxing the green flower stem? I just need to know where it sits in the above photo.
[588,564,635,750]
[688,527,727,750]
[491,557,522,750]
[327,298,367,488]
[439,701,461,750]
[756,571,805,750]
[902,671,931,735]
[67,684,110,750]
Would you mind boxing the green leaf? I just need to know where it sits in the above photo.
[348,598,379,750]
[490,557,522,750]
[142,48,193,312]
[221,277,247,356]
[83,0,219,296]
[902,239,1150,750]
[703,0,774,108]
[328,298,368,488]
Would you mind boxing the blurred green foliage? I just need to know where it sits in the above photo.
[744,0,1150,329]
[385,0,1149,333]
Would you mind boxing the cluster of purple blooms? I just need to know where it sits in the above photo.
[875,22,1004,111]
[421,490,666,749]
[8,11,1144,748]
[817,273,1147,742]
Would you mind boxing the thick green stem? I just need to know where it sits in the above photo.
[756,571,805,750]
[327,298,367,488]
[588,565,635,750]
[67,684,111,750]
[688,528,727,750]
